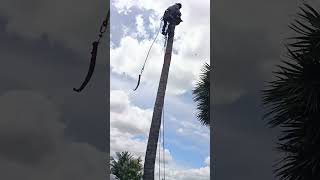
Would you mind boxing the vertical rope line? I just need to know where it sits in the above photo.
[162,103,165,179]
[158,121,161,180]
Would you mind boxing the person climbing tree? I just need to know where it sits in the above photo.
[161,3,183,35]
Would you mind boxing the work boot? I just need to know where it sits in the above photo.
[161,23,167,35]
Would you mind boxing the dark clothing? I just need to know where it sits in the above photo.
[162,4,182,35]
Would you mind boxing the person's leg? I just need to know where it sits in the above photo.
[162,20,167,35]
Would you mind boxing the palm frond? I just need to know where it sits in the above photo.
[262,3,320,179]
[110,151,143,180]
[192,62,210,127]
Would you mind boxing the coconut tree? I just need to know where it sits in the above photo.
[262,3,320,179]
[193,63,210,127]
[110,151,143,180]
[143,24,176,179]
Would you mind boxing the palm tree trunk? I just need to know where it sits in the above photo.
[143,24,175,180]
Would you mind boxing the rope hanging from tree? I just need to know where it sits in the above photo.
[133,17,168,179]
[133,19,165,91]
[162,102,166,179]
[157,101,166,180]
[73,10,110,92]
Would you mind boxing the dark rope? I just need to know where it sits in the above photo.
[133,74,141,91]
[73,10,110,92]
[133,19,163,91]
[73,41,99,92]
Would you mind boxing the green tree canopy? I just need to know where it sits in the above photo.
[110,151,143,180]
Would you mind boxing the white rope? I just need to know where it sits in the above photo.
[162,104,166,179]
[158,120,161,180]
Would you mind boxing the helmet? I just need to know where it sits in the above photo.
[176,3,182,8]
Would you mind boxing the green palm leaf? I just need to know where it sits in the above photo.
[110,151,143,180]
[193,62,210,127]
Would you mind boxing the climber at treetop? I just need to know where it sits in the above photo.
[161,3,183,35]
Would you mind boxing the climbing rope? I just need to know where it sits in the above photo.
[158,119,161,180]
[134,16,169,179]
[162,102,166,179]
[73,10,110,92]
[133,19,163,91]
[158,102,166,180]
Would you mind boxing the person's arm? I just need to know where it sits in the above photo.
[177,10,181,16]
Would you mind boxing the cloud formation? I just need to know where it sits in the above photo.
[110,89,209,179]
[0,90,105,180]
[110,0,210,96]
[0,0,108,55]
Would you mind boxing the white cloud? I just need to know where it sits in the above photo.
[164,166,210,180]
[177,128,183,134]
[122,24,130,36]
[110,35,207,95]
[148,15,160,33]
[134,14,148,38]
[172,115,210,142]
[110,89,173,165]
[110,128,173,166]
[110,1,210,179]
[110,128,209,180]
[205,156,210,166]
[111,0,210,96]
[110,89,209,179]
[111,90,153,135]
[158,156,210,180]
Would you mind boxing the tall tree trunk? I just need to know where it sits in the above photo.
[143,24,175,180]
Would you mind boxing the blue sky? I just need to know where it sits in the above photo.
[110,0,210,179]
